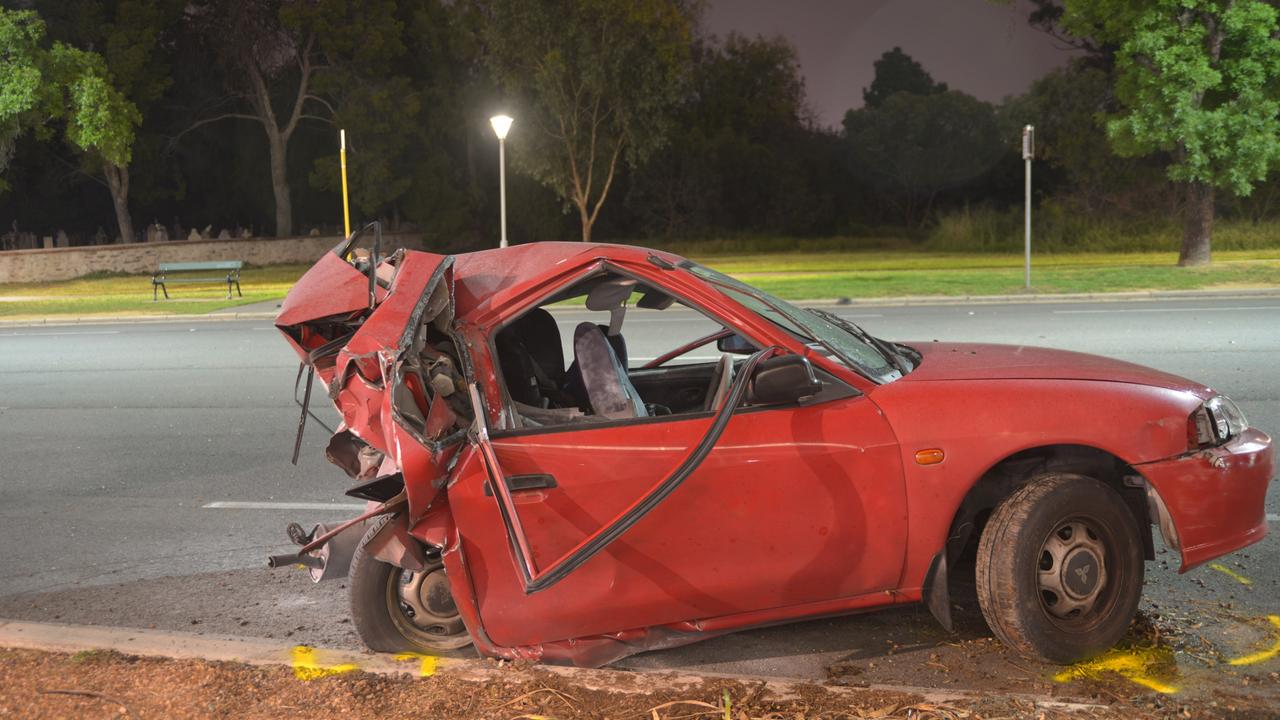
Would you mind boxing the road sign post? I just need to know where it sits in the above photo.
[1022,125,1034,289]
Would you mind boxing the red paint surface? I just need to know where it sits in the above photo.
[901,342,1213,394]
[448,397,906,647]
[278,243,1274,667]
[276,250,375,329]
[1138,428,1273,572]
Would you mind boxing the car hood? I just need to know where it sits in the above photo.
[899,342,1212,397]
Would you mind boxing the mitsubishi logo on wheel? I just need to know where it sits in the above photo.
[1075,565,1091,585]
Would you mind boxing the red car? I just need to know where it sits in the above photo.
[271,231,1272,668]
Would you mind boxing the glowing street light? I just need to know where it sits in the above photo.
[490,114,514,248]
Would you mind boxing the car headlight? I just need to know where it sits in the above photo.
[1188,395,1248,447]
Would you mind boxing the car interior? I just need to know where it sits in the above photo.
[492,271,757,430]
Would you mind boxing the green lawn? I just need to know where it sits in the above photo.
[696,248,1280,273]
[0,264,310,319]
[740,258,1280,299]
[1,249,1277,320]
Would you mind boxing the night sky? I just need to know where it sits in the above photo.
[705,0,1080,127]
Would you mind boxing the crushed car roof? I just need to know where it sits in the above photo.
[277,241,687,330]
[451,242,684,319]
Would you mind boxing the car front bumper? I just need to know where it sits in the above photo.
[1138,427,1273,572]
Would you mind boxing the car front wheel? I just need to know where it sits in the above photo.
[975,473,1144,664]
[348,516,473,653]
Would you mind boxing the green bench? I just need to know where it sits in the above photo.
[152,260,244,300]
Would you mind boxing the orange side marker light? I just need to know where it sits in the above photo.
[915,448,945,465]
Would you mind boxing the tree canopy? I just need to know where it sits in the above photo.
[0,6,143,242]
[628,33,829,237]
[4,1,1280,260]
[862,46,948,109]
[0,9,47,188]
[845,89,1003,228]
[1063,0,1280,265]
[481,0,692,242]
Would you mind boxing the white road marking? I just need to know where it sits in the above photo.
[1268,513,1279,522]
[202,501,364,511]
[1053,306,1280,315]
[0,330,121,337]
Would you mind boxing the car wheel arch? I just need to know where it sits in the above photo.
[922,444,1156,633]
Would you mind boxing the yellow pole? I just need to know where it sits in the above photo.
[339,129,351,238]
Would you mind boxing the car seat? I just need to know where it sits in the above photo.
[571,322,647,419]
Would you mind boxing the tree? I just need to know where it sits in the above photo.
[1063,0,1280,266]
[308,0,488,237]
[628,33,837,237]
[482,0,692,242]
[0,7,143,242]
[862,46,947,109]
[41,1,181,244]
[179,0,405,237]
[0,9,45,188]
[844,90,1003,227]
[1024,0,1112,60]
[1003,60,1165,214]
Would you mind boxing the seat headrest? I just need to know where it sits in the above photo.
[573,322,646,419]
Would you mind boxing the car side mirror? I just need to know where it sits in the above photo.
[716,333,755,355]
[748,355,823,405]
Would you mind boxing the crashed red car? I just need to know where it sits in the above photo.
[271,229,1273,667]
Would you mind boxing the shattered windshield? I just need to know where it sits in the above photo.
[679,261,906,383]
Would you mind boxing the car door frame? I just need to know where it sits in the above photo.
[462,257,889,597]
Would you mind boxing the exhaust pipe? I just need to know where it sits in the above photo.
[267,552,323,570]
[266,520,366,582]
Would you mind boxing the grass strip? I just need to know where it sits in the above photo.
[1,251,1277,319]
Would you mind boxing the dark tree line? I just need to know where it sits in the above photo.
[3,0,1280,263]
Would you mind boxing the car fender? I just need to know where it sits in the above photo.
[869,377,1203,590]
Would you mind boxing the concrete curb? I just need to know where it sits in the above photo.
[0,619,1103,712]
[2,286,1276,328]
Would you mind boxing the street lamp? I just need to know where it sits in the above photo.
[490,114,514,248]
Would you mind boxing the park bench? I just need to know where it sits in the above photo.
[152,260,243,300]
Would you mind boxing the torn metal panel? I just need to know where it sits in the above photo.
[324,430,384,482]
[276,248,378,330]
[367,513,428,573]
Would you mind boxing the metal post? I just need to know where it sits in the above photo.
[339,129,351,239]
[498,137,508,249]
[1022,125,1034,289]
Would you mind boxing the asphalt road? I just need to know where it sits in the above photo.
[1,297,1277,698]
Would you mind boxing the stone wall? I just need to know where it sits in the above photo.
[0,233,427,284]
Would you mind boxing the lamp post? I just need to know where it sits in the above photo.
[490,114,513,248]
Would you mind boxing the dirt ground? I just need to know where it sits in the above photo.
[2,565,1279,718]
[0,646,1218,720]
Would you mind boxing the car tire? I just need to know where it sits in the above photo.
[975,473,1144,664]
[349,515,473,653]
